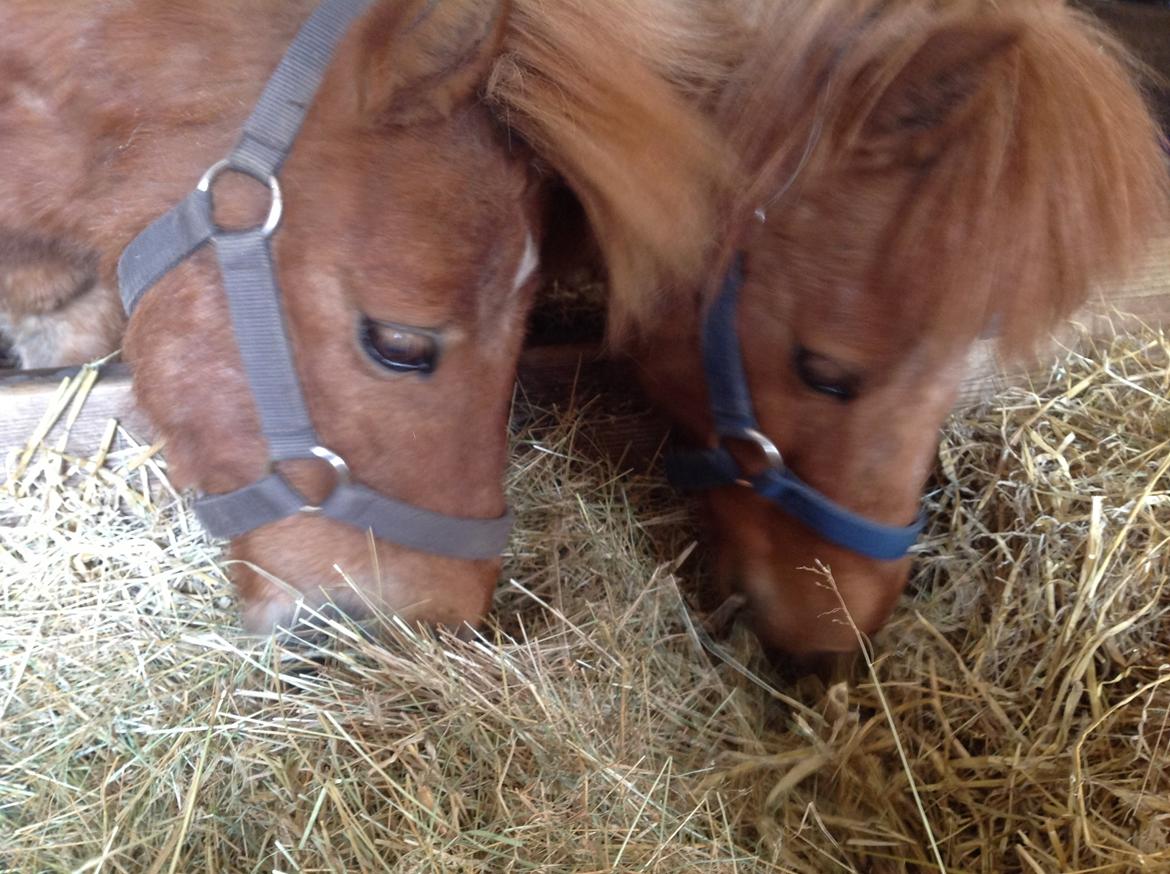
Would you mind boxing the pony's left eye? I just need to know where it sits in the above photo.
[794,347,860,401]
[360,317,439,374]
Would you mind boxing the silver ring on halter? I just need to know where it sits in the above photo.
[197,159,284,237]
[269,445,352,516]
[727,428,783,487]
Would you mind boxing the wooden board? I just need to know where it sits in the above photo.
[0,363,149,462]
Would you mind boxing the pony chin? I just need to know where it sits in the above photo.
[229,516,499,637]
[234,561,499,638]
[714,498,912,658]
[736,554,910,658]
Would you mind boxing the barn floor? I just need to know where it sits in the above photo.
[1,326,1168,873]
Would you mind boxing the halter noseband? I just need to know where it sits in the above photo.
[665,256,924,562]
[116,0,512,561]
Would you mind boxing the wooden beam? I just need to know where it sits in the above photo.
[0,363,147,462]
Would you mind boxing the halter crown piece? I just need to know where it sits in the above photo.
[665,256,924,562]
[117,0,513,561]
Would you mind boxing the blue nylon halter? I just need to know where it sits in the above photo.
[665,255,924,562]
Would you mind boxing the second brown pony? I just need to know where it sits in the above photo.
[495,0,1170,656]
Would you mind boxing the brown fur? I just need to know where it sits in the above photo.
[0,0,725,632]
[618,0,1170,655]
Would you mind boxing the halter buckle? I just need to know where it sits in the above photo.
[197,159,284,237]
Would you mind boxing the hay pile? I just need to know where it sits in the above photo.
[1,328,1168,873]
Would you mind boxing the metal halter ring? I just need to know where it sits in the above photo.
[725,428,784,486]
[197,159,284,237]
[301,445,351,515]
[268,446,352,515]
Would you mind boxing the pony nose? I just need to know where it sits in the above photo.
[739,548,911,657]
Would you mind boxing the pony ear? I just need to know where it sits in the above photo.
[351,0,508,126]
[855,21,1020,165]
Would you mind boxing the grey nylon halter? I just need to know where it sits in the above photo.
[116,0,513,561]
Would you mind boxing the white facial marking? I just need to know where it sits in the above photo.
[511,232,539,291]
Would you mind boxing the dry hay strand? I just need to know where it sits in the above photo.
[1,327,1168,873]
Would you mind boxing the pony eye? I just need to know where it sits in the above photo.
[360,317,438,374]
[794,347,860,401]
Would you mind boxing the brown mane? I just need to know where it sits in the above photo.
[486,0,736,338]
[588,0,1170,353]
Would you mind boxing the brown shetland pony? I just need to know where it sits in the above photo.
[0,0,725,631]
[495,0,1170,657]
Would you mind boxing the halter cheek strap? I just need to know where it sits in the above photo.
[116,0,513,561]
[665,256,924,562]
